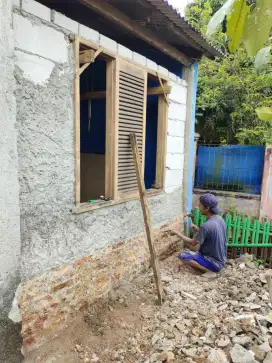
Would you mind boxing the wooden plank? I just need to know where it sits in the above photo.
[120,71,145,82]
[156,92,169,189]
[79,49,95,64]
[130,133,163,305]
[79,47,103,75]
[81,90,106,101]
[120,88,145,100]
[148,85,172,96]
[157,72,169,106]
[105,59,117,199]
[119,117,144,125]
[74,37,81,206]
[142,71,147,176]
[117,59,146,198]
[114,56,120,200]
[79,0,190,66]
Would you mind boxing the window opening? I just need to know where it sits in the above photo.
[144,76,159,190]
[80,52,107,203]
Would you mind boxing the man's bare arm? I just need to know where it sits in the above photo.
[167,230,198,246]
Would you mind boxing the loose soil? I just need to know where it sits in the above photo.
[23,254,272,363]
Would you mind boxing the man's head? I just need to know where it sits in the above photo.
[199,193,220,216]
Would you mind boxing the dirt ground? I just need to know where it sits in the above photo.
[23,254,272,363]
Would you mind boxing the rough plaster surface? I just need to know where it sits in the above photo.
[13,12,186,282]
[0,0,21,317]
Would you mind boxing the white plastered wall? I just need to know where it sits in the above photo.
[13,0,187,195]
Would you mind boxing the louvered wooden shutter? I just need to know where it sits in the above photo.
[117,60,147,198]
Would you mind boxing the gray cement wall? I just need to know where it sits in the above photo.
[0,0,21,318]
[193,190,260,218]
[13,9,186,281]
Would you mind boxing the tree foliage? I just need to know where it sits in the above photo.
[186,0,272,144]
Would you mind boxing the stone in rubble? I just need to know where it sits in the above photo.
[158,352,175,362]
[232,335,252,347]
[207,349,229,363]
[252,344,267,361]
[75,345,84,353]
[246,262,256,269]
[260,274,268,284]
[216,336,230,348]
[202,271,218,280]
[230,344,258,363]
[252,342,272,362]
[161,275,172,283]
[264,352,272,363]
[111,351,121,361]
[183,347,197,357]
[246,292,257,303]
[259,341,271,353]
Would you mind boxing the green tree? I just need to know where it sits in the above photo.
[186,0,272,144]
[207,0,272,120]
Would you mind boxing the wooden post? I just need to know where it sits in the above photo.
[130,133,164,305]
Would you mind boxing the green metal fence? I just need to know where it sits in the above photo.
[193,209,272,261]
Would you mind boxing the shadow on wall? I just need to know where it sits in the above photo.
[0,320,23,362]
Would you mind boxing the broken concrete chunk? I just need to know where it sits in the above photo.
[264,352,272,363]
[230,344,258,363]
[232,335,253,347]
[202,271,218,279]
[207,348,229,363]
[252,344,267,361]
[216,335,230,348]
[158,352,175,362]
[260,274,268,284]
[246,261,257,269]
[258,341,272,354]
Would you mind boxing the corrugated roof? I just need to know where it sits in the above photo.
[146,0,223,58]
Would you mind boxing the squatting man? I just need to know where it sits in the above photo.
[170,193,227,273]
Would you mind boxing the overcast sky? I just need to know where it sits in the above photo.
[167,0,194,16]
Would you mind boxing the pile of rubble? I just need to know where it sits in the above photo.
[25,253,272,363]
[144,253,272,363]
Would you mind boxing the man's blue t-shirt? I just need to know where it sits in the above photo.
[194,215,227,270]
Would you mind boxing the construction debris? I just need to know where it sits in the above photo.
[24,254,272,363]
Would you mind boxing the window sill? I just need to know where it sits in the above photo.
[74,189,164,214]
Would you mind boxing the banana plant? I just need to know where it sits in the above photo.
[206,0,272,120]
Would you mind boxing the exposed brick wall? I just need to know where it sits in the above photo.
[19,219,182,353]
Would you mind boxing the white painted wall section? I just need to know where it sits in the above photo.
[79,24,99,43]
[52,11,79,33]
[168,119,185,138]
[12,1,189,196]
[15,50,55,85]
[165,81,187,193]
[118,44,133,60]
[99,34,118,53]
[168,102,187,121]
[22,0,51,22]
[133,52,147,67]
[13,13,69,64]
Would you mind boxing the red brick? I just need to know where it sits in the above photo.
[112,241,124,250]
[73,255,91,267]
[23,335,36,347]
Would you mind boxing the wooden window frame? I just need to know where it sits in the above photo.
[74,36,169,214]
